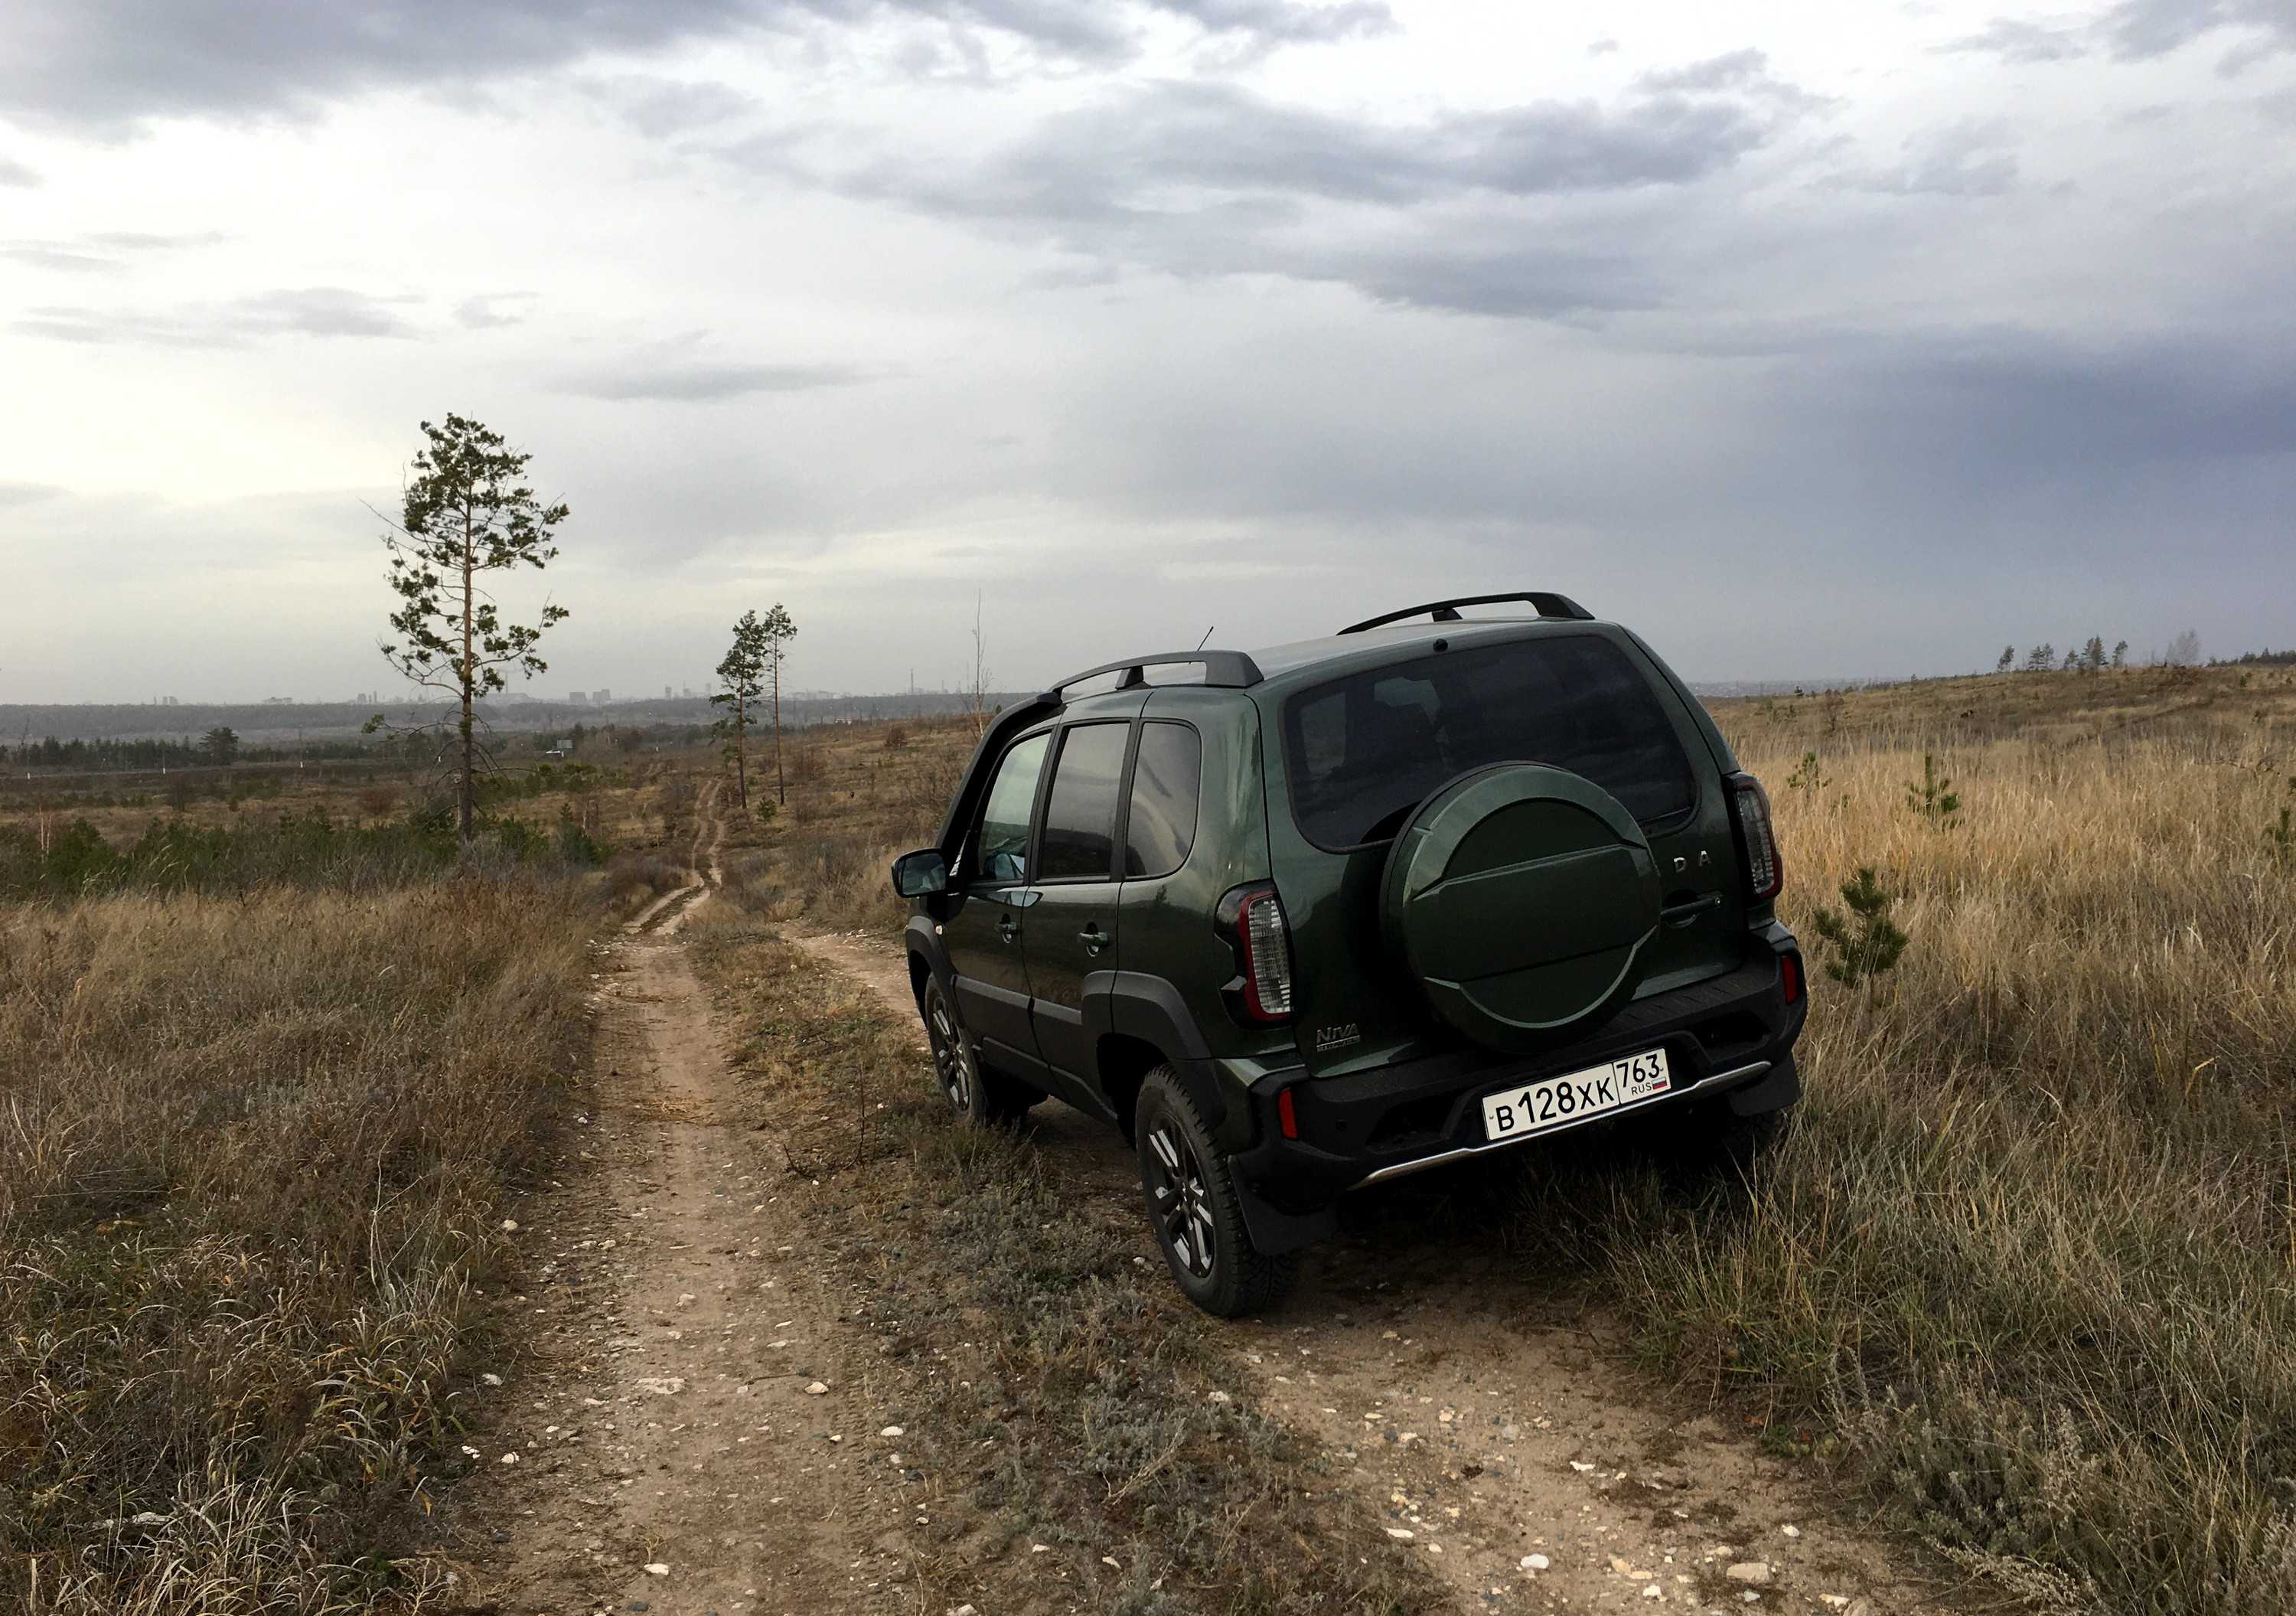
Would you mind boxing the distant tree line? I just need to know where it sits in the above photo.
[1991,630,2206,674]
[1,730,373,773]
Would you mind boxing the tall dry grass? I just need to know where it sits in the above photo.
[1,880,594,1613]
[1511,694,2296,1614]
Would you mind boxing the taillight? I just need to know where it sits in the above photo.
[1276,1086,1300,1139]
[1236,886,1294,1022]
[1781,952,1802,1004]
[1730,774,1782,901]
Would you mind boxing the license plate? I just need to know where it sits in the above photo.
[1480,1048,1671,1141]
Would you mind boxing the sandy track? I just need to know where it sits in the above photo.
[794,926,1937,1616]
[480,791,927,1615]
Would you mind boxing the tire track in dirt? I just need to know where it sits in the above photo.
[479,789,930,1615]
[630,780,726,935]
[794,928,1940,1616]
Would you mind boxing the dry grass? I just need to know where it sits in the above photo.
[0,880,595,1612]
[1505,668,2296,1614]
[739,668,2296,1614]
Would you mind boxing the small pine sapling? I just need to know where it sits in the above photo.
[1905,753,1960,830]
[1786,751,1827,794]
[2267,776,2295,867]
[1811,867,1910,989]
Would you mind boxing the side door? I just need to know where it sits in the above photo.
[942,730,1052,1081]
[1024,717,1137,1107]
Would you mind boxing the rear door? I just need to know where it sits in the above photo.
[943,729,1052,1077]
[1025,714,1139,1101]
[1264,628,1743,1076]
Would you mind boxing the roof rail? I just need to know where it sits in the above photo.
[1039,649,1264,701]
[1339,592,1594,635]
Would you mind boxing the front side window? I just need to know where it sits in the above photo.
[1038,723,1130,880]
[1123,723,1202,878]
[974,732,1050,883]
[1282,635,1696,849]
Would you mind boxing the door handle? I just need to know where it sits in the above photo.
[1661,891,1724,927]
[1078,925,1110,955]
[997,916,1021,943]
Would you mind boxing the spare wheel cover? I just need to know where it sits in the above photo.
[1380,762,1661,1050]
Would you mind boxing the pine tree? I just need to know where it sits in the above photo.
[1811,867,1910,989]
[2082,635,2107,673]
[1905,753,1961,830]
[1996,645,2015,674]
[711,611,769,810]
[373,413,569,847]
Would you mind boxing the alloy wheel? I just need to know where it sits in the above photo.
[927,994,974,1114]
[1146,1123,1217,1280]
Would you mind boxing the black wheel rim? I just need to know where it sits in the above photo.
[928,993,974,1115]
[1146,1122,1216,1280]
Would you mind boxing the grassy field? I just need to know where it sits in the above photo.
[1576,666,2296,1614]
[736,664,2296,1615]
[8,665,2292,1613]
[0,746,722,1612]
[0,880,595,1613]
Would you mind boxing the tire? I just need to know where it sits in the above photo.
[920,978,1035,1126]
[1134,1066,1298,1318]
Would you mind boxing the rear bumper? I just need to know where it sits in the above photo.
[1225,932,1807,1249]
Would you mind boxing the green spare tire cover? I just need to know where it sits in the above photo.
[1380,762,1661,1051]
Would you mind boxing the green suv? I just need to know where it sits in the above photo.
[890,593,1805,1316]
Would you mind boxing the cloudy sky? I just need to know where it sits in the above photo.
[2,0,2291,703]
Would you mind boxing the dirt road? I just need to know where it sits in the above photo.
[479,789,931,1614]
[796,928,1935,1616]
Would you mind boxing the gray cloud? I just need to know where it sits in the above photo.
[2,230,227,273]
[16,287,421,346]
[1,0,1391,135]
[558,355,877,401]
[0,155,37,185]
[455,292,534,329]
[796,68,1815,318]
[1848,119,2021,196]
[3,243,122,273]
[1941,18,2089,64]
[1949,0,2295,67]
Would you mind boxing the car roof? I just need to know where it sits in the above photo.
[1243,615,1616,687]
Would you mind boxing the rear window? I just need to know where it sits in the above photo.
[1281,635,1697,850]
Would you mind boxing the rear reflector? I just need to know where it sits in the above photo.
[1277,1086,1300,1139]
[1781,952,1802,1004]
[1238,887,1295,1022]
[1730,775,1783,901]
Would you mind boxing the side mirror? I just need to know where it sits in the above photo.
[890,847,949,899]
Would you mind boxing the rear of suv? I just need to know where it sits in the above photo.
[891,593,1806,1316]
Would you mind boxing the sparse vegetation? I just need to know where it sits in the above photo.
[684,913,1438,1616]
[0,878,593,1612]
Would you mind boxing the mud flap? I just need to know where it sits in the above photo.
[1230,1172,1337,1257]
[1725,1052,1800,1117]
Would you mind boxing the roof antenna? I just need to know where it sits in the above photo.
[1195,625,1214,651]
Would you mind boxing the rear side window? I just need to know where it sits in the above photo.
[1282,635,1696,850]
[974,732,1049,882]
[1038,723,1130,880]
[1123,723,1202,878]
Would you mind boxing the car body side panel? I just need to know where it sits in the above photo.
[1107,687,1291,1083]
